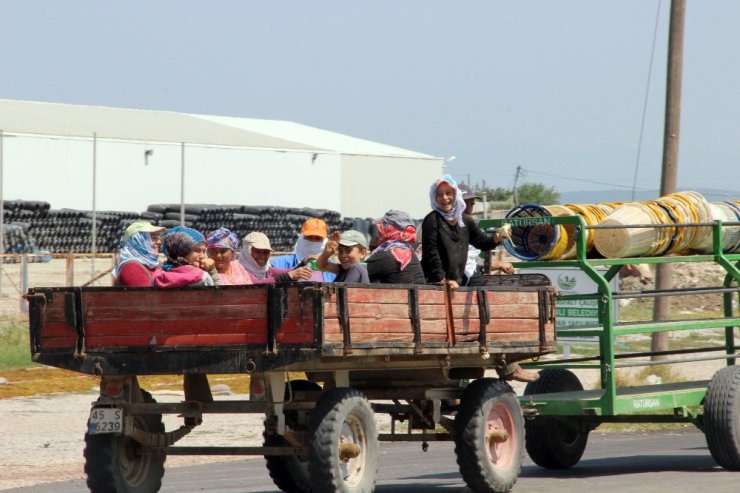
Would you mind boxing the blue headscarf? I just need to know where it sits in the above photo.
[162,226,206,271]
[112,232,160,279]
[429,175,466,227]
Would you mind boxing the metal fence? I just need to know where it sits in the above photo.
[0,253,117,319]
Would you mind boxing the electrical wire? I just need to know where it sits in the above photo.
[522,167,649,190]
[631,0,663,201]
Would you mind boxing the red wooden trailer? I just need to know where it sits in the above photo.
[27,274,556,493]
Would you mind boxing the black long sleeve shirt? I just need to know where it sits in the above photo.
[421,211,497,285]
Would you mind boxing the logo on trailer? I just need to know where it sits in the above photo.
[557,273,577,290]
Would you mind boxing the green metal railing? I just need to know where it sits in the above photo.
[480,215,740,420]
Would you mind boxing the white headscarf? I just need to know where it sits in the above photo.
[294,233,327,263]
[429,174,466,227]
[239,242,270,279]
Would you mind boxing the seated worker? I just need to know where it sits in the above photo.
[112,220,166,287]
[206,227,253,285]
[154,226,223,288]
[315,230,369,283]
[239,231,313,284]
[365,209,425,284]
[270,218,336,282]
[459,184,515,285]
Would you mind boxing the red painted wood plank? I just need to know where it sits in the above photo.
[37,336,77,349]
[489,319,540,333]
[85,304,267,322]
[85,333,266,348]
[276,332,314,345]
[84,319,268,337]
[340,288,444,305]
[82,288,269,308]
[488,291,539,305]
[38,322,76,338]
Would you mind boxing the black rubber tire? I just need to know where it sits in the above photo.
[84,390,166,493]
[264,380,322,493]
[704,365,740,470]
[308,387,378,493]
[523,369,589,469]
[454,378,524,493]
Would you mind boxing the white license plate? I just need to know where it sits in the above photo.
[88,407,123,435]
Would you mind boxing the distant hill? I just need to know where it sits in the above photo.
[559,188,737,205]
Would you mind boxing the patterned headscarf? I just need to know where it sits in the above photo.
[112,232,160,279]
[162,226,206,272]
[429,175,466,227]
[206,227,239,252]
[369,210,417,271]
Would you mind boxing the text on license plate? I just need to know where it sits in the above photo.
[89,408,123,434]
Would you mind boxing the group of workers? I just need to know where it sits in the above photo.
[111,175,536,382]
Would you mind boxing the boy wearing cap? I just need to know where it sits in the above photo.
[315,230,370,283]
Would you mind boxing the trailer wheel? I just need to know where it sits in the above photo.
[454,378,524,493]
[84,390,165,493]
[704,365,740,470]
[308,387,378,493]
[264,380,321,493]
[523,369,588,469]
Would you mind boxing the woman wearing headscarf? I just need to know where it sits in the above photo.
[206,228,253,285]
[239,232,313,284]
[421,177,534,382]
[421,175,509,289]
[154,226,222,288]
[112,220,166,287]
[366,210,425,284]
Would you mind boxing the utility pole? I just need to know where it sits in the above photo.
[512,165,523,206]
[652,0,685,358]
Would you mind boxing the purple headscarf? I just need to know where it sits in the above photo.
[207,227,239,252]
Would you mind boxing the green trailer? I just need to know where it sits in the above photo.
[480,214,740,470]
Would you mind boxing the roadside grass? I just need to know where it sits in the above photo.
[0,317,35,371]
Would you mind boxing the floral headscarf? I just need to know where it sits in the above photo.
[112,232,160,279]
[162,226,206,272]
[369,210,417,271]
[206,227,239,252]
[429,174,466,227]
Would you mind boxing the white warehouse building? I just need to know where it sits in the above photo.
[0,99,443,219]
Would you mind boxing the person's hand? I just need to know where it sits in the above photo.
[323,231,341,258]
[439,279,459,290]
[199,258,215,271]
[496,223,512,241]
[289,266,313,281]
[491,260,515,274]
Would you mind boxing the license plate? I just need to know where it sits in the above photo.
[88,407,123,435]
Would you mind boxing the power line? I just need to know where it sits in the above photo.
[522,167,649,190]
[631,0,663,201]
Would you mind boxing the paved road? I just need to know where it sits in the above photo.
[6,429,738,493]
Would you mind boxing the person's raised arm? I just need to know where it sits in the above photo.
[315,231,341,275]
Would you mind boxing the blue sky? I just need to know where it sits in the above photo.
[1,0,738,198]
